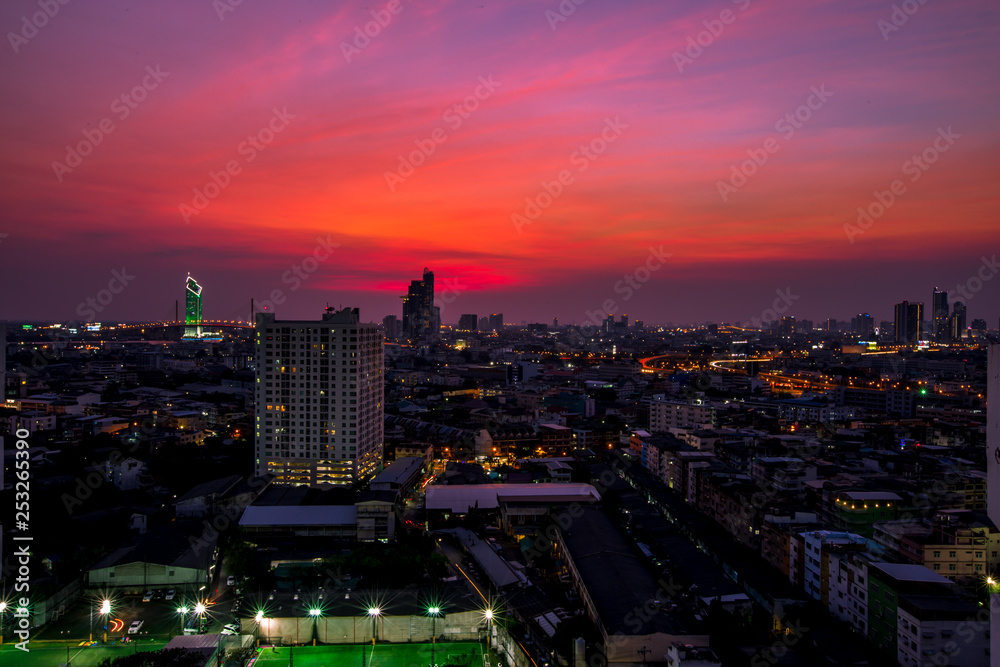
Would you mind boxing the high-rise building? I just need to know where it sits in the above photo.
[951,301,967,340]
[0,323,5,403]
[894,301,923,343]
[972,318,988,332]
[488,313,503,331]
[184,274,203,339]
[382,315,399,341]
[458,314,478,331]
[478,316,489,330]
[879,320,895,341]
[932,288,950,342]
[987,344,1000,663]
[852,313,875,339]
[826,318,838,332]
[400,268,439,341]
[254,307,383,487]
[780,316,795,338]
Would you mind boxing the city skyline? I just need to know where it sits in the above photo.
[5,266,997,331]
[1,1,998,324]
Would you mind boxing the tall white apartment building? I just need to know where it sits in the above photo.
[988,343,1000,667]
[255,307,383,486]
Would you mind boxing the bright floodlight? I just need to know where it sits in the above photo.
[0,602,6,612]
[484,609,494,621]
[308,608,321,617]
[989,577,997,586]
[428,606,440,615]
[254,611,264,623]
[367,607,381,617]
[194,603,207,615]
[178,607,189,615]
[100,600,111,614]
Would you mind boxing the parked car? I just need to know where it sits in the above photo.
[128,620,144,634]
[224,623,240,633]
[226,576,236,586]
[165,590,176,601]
[141,591,154,602]
[220,628,237,636]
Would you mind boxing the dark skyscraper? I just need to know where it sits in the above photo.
[951,301,967,340]
[932,288,949,342]
[852,313,875,339]
[488,313,504,331]
[400,268,440,341]
[458,314,478,331]
[382,314,400,340]
[780,316,795,338]
[894,300,923,343]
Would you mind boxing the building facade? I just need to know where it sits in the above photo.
[184,274,203,338]
[401,267,440,341]
[254,307,383,487]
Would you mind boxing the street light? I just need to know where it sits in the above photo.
[367,607,381,644]
[178,607,190,635]
[483,608,494,653]
[194,602,207,634]
[428,606,441,667]
[0,601,6,646]
[99,600,111,643]
[254,611,264,647]
[308,608,321,646]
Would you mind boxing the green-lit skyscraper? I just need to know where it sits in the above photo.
[184,274,203,338]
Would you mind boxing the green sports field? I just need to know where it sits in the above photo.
[251,642,496,667]
[0,640,167,667]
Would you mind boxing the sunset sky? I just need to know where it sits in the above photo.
[2,0,998,326]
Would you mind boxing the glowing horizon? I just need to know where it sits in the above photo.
[2,0,998,325]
